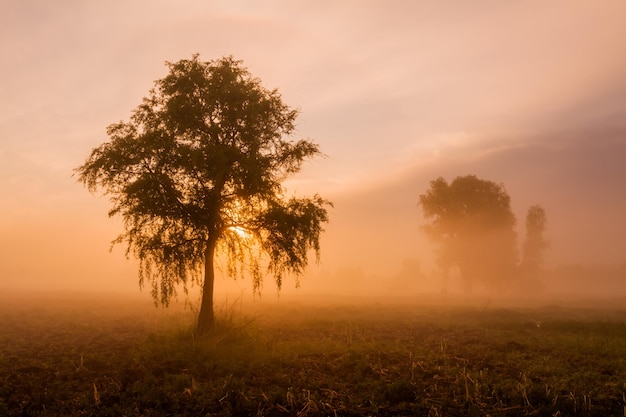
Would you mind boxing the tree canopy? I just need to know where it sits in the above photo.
[419,175,517,291]
[76,55,331,333]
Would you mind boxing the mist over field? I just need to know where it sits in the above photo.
[4,131,625,303]
[1,134,625,303]
[2,2,626,306]
[4,3,626,414]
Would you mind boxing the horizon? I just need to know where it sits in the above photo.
[2,2,626,298]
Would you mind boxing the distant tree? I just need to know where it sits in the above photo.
[76,55,332,334]
[521,205,549,272]
[419,175,517,292]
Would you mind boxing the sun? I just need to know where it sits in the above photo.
[230,225,249,239]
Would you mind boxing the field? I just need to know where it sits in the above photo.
[1,292,626,416]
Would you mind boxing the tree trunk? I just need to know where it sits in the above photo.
[196,238,216,334]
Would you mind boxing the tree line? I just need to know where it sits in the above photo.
[77,55,548,334]
[420,175,548,293]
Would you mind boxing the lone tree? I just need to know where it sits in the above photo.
[521,205,549,272]
[76,55,332,334]
[419,175,517,292]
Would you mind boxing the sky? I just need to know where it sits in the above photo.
[1,1,626,297]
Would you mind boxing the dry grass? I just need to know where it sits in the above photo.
[1,292,626,416]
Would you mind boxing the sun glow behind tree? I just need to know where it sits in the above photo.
[76,55,331,333]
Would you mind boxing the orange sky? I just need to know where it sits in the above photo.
[1,1,625,296]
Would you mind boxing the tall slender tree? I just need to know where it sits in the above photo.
[521,205,549,272]
[76,55,331,334]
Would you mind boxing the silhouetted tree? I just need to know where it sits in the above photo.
[419,175,517,292]
[76,55,331,334]
[521,205,549,272]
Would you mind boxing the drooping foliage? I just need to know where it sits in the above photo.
[419,175,517,291]
[76,55,331,332]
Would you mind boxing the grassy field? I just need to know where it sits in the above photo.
[1,292,626,416]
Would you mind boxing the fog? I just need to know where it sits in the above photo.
[2,131,624,304]
[1,1,626,307]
